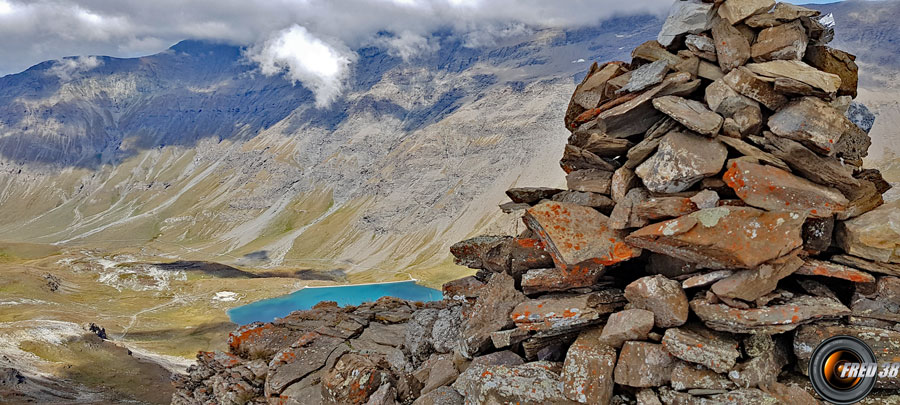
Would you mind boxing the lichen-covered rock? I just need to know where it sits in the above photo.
[459,272,525,358]
[512,290,624,332]
[626,207,805,269]
[524,201,640,278]
[321,353,394,405]
[459,362,572,404]
[625,275,689,328]
[670,361,736,392]
[614,342,676,388]
[635,131,727,193]
[691,294,849,334]
[561,328,617,404]
[768,96,865,156]
[662,325,740,374]
[710,251,804,303]
[599,309,655,348]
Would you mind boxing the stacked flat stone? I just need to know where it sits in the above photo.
[447,0,900,403]
[172,1,900,404]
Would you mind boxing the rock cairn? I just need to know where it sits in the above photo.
[172,1,900,404]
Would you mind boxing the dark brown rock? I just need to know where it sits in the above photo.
[561,144,618,173]
[551,191,615,211]
[805,45,859,98]
[721,67,787,110]
[850,276,900,323]
[566,169,613,195]
[505,187,564,204]
[801,217,834,253]
[751,20,807,62]
[711,18,752,73]
[569,129,634,157]
[634,196,698,222]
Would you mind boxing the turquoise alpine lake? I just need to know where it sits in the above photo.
[226,280,443,325]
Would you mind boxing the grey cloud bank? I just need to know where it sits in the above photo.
[0,0,671,104]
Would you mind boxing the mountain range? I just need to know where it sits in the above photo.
[0,2,897,287]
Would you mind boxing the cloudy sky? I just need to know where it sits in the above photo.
[0,0,838,105]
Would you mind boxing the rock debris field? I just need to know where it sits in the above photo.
[172,0,900,404]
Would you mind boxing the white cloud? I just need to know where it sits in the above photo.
[372,30,440,61]
[47,56,103,81]
[248,25,356,107]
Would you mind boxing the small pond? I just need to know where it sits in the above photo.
[227,280,443,325]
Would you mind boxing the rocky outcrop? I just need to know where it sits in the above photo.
[173,1,900,404]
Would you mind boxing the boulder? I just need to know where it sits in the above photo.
[624,275,690,328]
[626,207,805,269]
[568,130,634,157]
[835,199,900,263]
[710,252,803,302]
[691,294,849,334]
[850,276,900,323]
[321,353,394,405]
[611,167,639,203]
[795,259,875,284]
[614,342,677,387]
[718,0,775,25]
[412,387,463,405]
[511,291,624,332]
[745,3,819,28]
[751,20,807,62]
[458,273,525,358]
[705,79,758,118]
[609,187,652,230]
[635,131,728,193]
[619,60,670,94]
[757,132,860,195]
[458,362,572,404]
[711,19,751,73]
[551,191,615,211]
[524,201,640,277]
[723,159,849,218]
[686,34,717,62]
[652,96,724,136]
[599,309,655,348]
[662,325,740,374]
[747,60,841,94]
[658,0,717,47]
[805,45,858,98]
[769,96,866,156]
[561,328,617,404]
[721,67,787,110]
[670,362,736,393]
[566,169,613,195]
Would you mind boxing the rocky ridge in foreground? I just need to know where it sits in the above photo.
[172,0,900,404]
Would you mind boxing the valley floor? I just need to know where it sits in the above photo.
[0,241,470,404]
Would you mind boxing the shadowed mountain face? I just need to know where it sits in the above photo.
[0,4,896,281]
